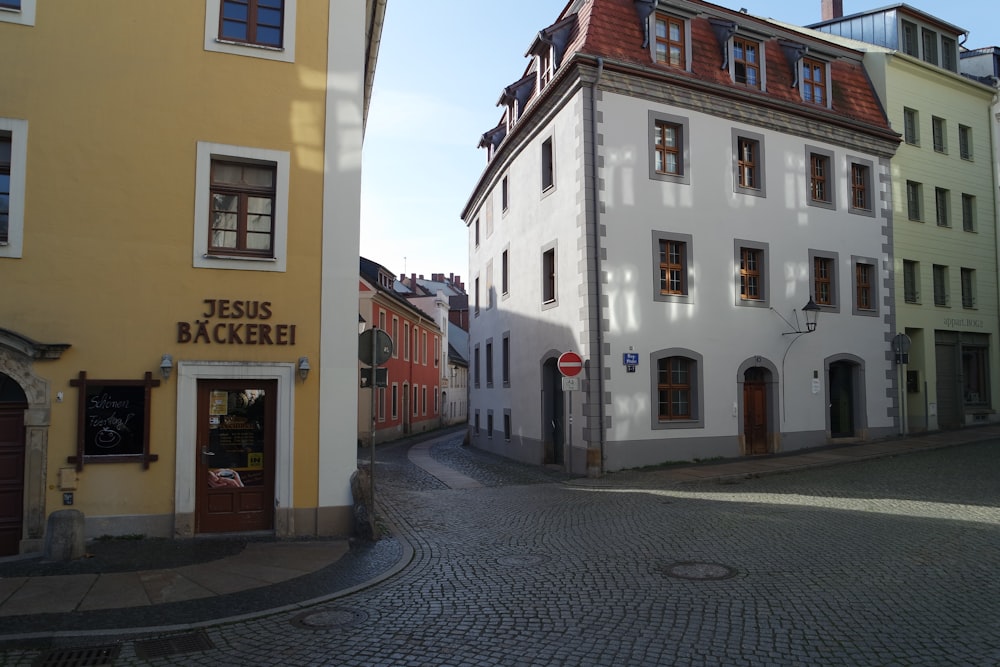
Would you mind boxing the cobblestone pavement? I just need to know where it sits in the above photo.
[4,433,999,666]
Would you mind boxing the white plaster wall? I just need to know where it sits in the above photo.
[598,90,894,463]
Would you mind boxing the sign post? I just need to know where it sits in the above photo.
[557,351,584,471]
[359,327,394,538]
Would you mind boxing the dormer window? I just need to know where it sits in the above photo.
[733,37,761,88]
[801,58,827,106]
[538,48,554,88]
[654,14,685,69]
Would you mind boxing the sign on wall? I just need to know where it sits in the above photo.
[68,371,160,471]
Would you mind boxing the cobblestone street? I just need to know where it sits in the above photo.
[4,432,999,666]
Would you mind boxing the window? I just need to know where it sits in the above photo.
[732,129,766,197]
[959,125,972,160]
[901,20,918,56]
[732,37,761,88]
[801,59,826,106]
[503,410,512,442]
[850,161,873,214]
[932,116,946,153]
[807,148,834,208]
[542,244,557,306]
[0,134,10,247]
[208,160,276,258]
[421,386,427,415]
[434,336,440,367]
[474,276,480,315]
[391,384,398,420]
[650,348,704,429]
[541,137,554,192]
[814,257,833,306]
[932,264,948,306]
[903,260,919,303]
[854,261,876,314]
[649,112,690,184]
[962,340,990,407]
[906,180,923,221]
[474,410,480,435]
[219,0,283,47]
[486,340,494,387]
[735,240,769,307]
[474,344,480,387]
[652,231,693,303]
[0,0,34,26]
[941,36,957,71]
[487,411,494,439]
[413,386,419,416]
[475,218,480,247]
[903,108,919,145]
[194,142,289,272]
[961,268,975,308]
[501,249,510,296]
[654,14,686,68]
[391,317,399,358]
[935,188,950,227]
[502,332,510,387]
[422,331,428,365]
[654,121,682,176]
[659,239,686,295]
[403,322,412,359]
[921,29,938,66]
[205,0,295,62]
[962,194,976,232]
[501,175,509,213]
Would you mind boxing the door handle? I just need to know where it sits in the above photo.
[201,448,215,465]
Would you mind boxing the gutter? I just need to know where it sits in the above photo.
[588,57,606,477]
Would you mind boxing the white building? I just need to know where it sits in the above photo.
[462,0,900,473]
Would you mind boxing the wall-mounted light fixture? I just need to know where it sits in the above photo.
[772,298,821,335]
[159,353,173,380]
[359,314,367,335]
[298,356,311,382]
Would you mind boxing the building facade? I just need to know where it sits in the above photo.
[462,0,900,473]
[811,5,1000,432]
[0,0,384,555]
[359,259,445,444]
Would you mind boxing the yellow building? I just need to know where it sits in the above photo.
[0,0,386,554]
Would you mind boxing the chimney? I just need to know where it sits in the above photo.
[821,0,843,21]
[411,273,417,288]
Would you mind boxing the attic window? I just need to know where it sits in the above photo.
[733,37,761,88]
[539,47,554,88]
[653,13,686,69]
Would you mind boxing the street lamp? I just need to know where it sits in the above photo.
[773,298,821,335]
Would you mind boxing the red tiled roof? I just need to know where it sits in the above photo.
[544,0,893,134]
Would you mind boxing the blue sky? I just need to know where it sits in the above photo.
[360,0,999,284]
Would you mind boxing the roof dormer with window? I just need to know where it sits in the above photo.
[709,19,770,91]
[526,14,576,93]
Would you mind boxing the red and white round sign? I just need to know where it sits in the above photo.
[557,351,584,377]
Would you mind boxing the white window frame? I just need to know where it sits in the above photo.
[0,0,35,26]
[0,118,27,259]
[204,0,297,63]
[194,141,289,272]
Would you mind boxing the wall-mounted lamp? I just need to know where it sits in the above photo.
[298,356,311,382]
[359,314,367,335]
[772,298,821,335]
[159,353,173,380]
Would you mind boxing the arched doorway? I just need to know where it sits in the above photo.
[0,373,28,556]
[743,367,770,455]
[541,357,564,465]
[829,361,856,437]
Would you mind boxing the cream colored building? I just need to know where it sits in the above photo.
[810,5,1000,432]
[0,0,385,554]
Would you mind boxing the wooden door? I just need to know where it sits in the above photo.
[196,380,276,534]
[829,362,855,437]
[0,406,25,555]
[743,376,768,455]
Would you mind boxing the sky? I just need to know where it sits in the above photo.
[360,0,1000,285]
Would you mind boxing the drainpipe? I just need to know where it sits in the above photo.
[587,57,606,477]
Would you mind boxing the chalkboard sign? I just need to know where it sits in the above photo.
[69,371,160,470]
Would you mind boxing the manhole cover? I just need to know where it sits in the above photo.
[291,607,369,629]
[661,561,737,581]
[497,553,549,567]
[134,631,215,660]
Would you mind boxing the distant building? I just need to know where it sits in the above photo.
[462,0,899,473]
[0,0,385,554]
[359,258,445,443]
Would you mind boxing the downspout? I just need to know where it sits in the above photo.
[588,57,606,476]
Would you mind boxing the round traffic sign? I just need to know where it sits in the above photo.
[557,351,584,377]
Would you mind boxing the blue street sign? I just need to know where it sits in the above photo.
[623,352,639,365]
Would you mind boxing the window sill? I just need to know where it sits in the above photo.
[214,38,285,53]
[203,253,277,263]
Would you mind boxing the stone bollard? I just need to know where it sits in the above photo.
[42,509,86,561]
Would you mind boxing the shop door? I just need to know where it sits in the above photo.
[829,362,855,438]
[0,405,26,556]
[935,342,961,429]
[196,380,276,534]
[743,368,768,455]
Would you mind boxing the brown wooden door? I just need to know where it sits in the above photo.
[196,380,276,534]
[0,406,25,555]
[743,377,768,455]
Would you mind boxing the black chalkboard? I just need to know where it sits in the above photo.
[69,371,160,470]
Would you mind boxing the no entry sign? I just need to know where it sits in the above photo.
[557,351,584,377]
